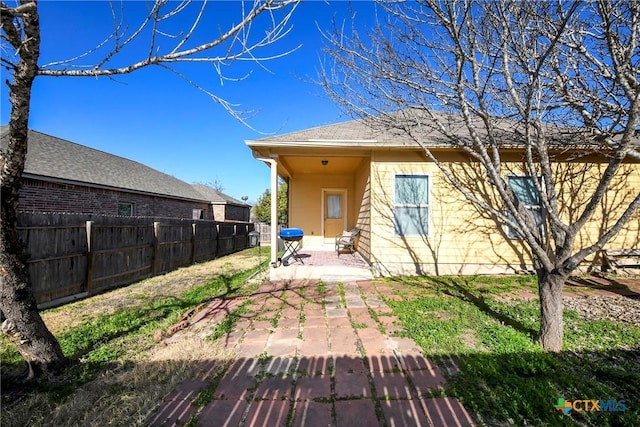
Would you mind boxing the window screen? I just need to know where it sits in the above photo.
[394,175,429,236]
[507,176,544,239]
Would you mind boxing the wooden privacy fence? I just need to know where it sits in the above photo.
[254,222,282,245]
[17,213,254,307]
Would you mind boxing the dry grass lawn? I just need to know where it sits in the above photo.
[2,249,265,427]
[43,250,261,335]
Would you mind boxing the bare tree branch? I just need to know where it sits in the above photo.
[320,0,640,351]
[36,0,299,78]
[0,0,300,379]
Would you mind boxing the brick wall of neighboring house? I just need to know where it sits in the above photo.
[213,204,250,222]
[19,178,210,219]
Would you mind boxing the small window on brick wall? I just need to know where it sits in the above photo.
[193,209,205,219]
[118,202,134,216]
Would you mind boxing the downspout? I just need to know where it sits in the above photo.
[253,153,279,267]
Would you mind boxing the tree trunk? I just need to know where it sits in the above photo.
[0,232,67,379]
[0,1,67,380]
[537,269,566,352]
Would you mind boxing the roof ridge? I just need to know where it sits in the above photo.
[247,117,361,142]
[191,183,248,205]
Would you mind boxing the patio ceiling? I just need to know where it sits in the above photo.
[248,143,373,178]
[278,155,366,176]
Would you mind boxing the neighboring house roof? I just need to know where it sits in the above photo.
[0,126,207,202]
[191,184,249,207]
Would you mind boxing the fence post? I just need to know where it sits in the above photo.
[191,222,197,264]
[233,224,237,251]
[152,221,161,275]
[86,221,94,293]
[215,223,220,257]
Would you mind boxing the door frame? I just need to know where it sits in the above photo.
[321,188,348,241]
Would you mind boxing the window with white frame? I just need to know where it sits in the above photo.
[394,174,429,236]
[193,209,205,220]
[506,176,544,239]
[118,202,134,216]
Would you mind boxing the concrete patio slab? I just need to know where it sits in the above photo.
[269,250,374,281]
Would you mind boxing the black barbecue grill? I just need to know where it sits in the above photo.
[279,228,304,265]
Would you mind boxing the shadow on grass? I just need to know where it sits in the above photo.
[566,274,640,299]
[438,347,639,426]
[412,276,540,342]
[384,276,639,425]
[0,265,267,397]
[2,275,639,427]
[2,349,638,427]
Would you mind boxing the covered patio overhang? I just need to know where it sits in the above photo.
[251,144,372,178]
[247,142,373,280]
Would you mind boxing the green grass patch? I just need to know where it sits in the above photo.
[270,288,287,328]
[1,261,266,402]
[208,303,253,342]
[0,337,21,367]
[317,282,327,297]
[257,351,272,364]
[385,275,640,426]
[62,265,263,360]
[194,362,230,407]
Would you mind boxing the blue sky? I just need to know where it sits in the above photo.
[1,1,377,203]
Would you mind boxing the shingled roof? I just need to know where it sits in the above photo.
[191,184,249,206]
[247,112,617,150]
[247,117,424,148]
[0,127,207,201]
[246,113,522,149]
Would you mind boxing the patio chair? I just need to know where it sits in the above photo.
[335,227,361,257]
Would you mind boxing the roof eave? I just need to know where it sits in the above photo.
[246,139,428,150]
[22,173,210,204]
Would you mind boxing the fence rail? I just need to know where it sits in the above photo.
[17,213,254,308]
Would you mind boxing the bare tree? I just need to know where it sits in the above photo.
[0,0,298,379]
[194,179,225,193]
[321,0,639,351]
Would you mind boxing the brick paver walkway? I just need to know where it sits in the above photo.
[149,280,474,426]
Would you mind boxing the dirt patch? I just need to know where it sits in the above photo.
[433,310,454,321]
[495,274,640,302]
[459,329,487,352]
[499,288,539,301]
[564,295,640,326]
[492,274,640,326]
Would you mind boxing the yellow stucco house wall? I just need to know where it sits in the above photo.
[246,118,639,276]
